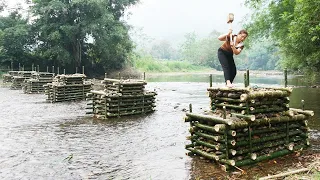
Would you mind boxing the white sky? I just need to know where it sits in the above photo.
[126,0,250,41]
[3,0,250,43]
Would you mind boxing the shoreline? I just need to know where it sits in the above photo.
[144,70,285,76]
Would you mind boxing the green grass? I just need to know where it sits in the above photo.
[132,55,211,73]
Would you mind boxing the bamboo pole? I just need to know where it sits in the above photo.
[259,168,310,180]
[246,69,250,87]
[244,73,247,87]
[301,99,305,110]
[284,68,288,87]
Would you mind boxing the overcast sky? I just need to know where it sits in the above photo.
[3,0,250,42]
[126,0,250,41]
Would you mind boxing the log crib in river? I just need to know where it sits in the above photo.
[86,78,157,119]
[185,86,313,171]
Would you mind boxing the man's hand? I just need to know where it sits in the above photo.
[230,39,234,46]
[228,29,233,35]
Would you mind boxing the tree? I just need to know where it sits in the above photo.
[30,0,138,74]
[179,31,227,70]
[0,11,32,69]
[244,0,320,75]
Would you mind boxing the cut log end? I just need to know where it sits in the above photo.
[288,143,294,151]
[251,153,257,160]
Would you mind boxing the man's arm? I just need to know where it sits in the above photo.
[218,29,232,41]
[231,45,243,55]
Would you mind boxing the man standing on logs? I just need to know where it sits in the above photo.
[217,13,248,88]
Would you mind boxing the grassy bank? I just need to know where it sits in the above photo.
[132,55,211,73]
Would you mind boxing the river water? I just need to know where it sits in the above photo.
[0,73,319,179]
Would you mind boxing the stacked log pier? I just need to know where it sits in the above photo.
[23,72,55,93]
[10,71,36,89]
[86,78,157,119]
[185,87,313,171]
[44,74,92,102]
[2,71,19,83]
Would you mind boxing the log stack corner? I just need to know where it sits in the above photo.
[44,74,92,103]
[185,86,313,171]
[86,78,157,119]
[23,72,55,94]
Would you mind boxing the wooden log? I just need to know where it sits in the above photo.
[214,114,308,130]
[258,167,310,180]
[193,122,236,136]
[231,137,303,155]
[192,139,222,151]
[235,130,303,147]
[236,124,301,137]
[240,90,290,101]
[214,103,246,110]
[290,108,314,116]
[241,106,288,115]
[234,145,306,167]
[207,87,250,92]
[231,113,255,121]
[186,147,220,161]
[194,132,236,146]
[186,112,233,125]
[214,97,245,103]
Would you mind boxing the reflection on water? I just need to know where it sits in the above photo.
[0,73,319,179]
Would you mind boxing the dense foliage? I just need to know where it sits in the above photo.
[244,0,320,75]
[0,0,138,76]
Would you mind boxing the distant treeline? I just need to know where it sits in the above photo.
[133,31,279,72]
[0,0,139,77]
[244,0,320,79]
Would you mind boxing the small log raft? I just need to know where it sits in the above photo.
[44,74,92,102]
[186,87,313,170]
[2,74,13,83]
[86,78,157,119]
[9,71,37,89]
[23,72,55,94]
[101,78,147,95]
[208,87,293,117]
[2,71,20,83]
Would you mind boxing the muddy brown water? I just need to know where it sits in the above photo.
[0,73,319,179]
